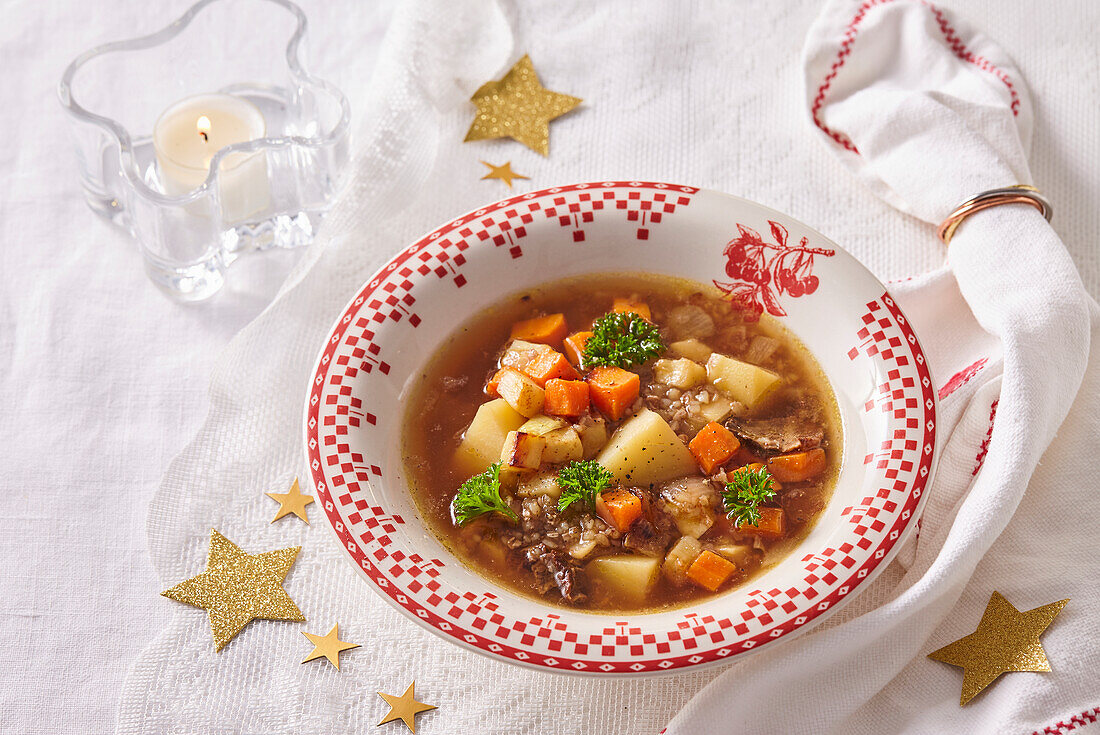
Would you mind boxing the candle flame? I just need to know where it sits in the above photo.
[197,115,211,142]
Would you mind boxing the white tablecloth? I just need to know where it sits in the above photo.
[1,1,1097,732]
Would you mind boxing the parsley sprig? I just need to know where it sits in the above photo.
[557,460,614,512]
[721,465,777,526]
[582,311,665,369]
[451,462,517,526]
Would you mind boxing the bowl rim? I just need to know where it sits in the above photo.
[303,181,938,676]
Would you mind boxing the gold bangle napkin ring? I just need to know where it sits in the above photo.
[937,185,1053,244]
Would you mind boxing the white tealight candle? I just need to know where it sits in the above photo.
[153,93,270,223]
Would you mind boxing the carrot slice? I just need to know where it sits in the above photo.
[586,366,640,421]
[543,379,590,417]
[521,349,581,387]
[563,331,593,367]
[686,550,737,591]
[736,506,786,539]
[611,297,652,322]
[688,422,741,474]
[596,488,643,533]
[510,314,568,346]
[766,448,827,483]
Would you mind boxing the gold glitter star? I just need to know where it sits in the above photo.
[928,591,1068,705]
[377,682,436,733]
[464,54,581,156]
[161,529,305,651]
[266,477,314,524]
[480,160,529,188]
[301,623,360,670]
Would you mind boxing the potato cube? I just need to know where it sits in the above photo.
[567,538,600,561]
[662,536,703,587]
[519,415,568,436]
[454,399,526,475]
[669,339,713,363]
[500,430,545,471]
[668,503,714,538]
[662,478,716,538]
[578,418,609,459]
[698,396,737,424]
[711,543,756,570]
[496,368,545,417]
[653,358,707,390]
[706,353,781,408]
[587,556,660,602]
[500,340,550,372]
[541,427,583,464]
[595,409,698,486]
[516,469,562,500]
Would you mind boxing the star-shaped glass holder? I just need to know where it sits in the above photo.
[58,0,351,301]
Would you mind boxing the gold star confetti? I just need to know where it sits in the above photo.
[464,54,581,156]
[301,623,360,670]
[480,160,529,188]
[265,477,314,524]
[378,682,436,733]
[161,529,305,651]
[928,591,1069,705]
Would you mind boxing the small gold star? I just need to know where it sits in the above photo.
[266,477,314,524]
[377,682,436,733]
[480,160,529,188]
[161,529,305,651]
[464,54,582,156]
[928,591,1068,705]
[301,623,360,670]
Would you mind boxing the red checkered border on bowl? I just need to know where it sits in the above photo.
[305,182,936,673]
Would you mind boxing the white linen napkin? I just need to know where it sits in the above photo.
[667,2,1099,733]
[115,1,1099,733]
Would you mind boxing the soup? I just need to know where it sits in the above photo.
[403,273,840,612]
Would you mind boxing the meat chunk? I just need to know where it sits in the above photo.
[523,544,587,604]
[727,400,825,454]
[622,518,674,558]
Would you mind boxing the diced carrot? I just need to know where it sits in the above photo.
[544,379,590,417]
[510,314,568,346]
[612,297,652,322]
[688,422,741,474]
[730,446,762,467]
[563,331,593,367]
[586,366,640,421]
[596,488,643,533]
[738,462,782,491]
[521,349,581,387]
[686,550,737,592]
[766,448,827,483]
[736,507,786,539]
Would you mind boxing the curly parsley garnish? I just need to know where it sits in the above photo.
[721,465,777,526]
[451,462,517,526]
[582,311,665,369]
[557,460,614,512]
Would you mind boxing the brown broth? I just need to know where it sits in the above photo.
[402,273,841,613]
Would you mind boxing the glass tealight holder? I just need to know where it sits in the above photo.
[58,0,351,301]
